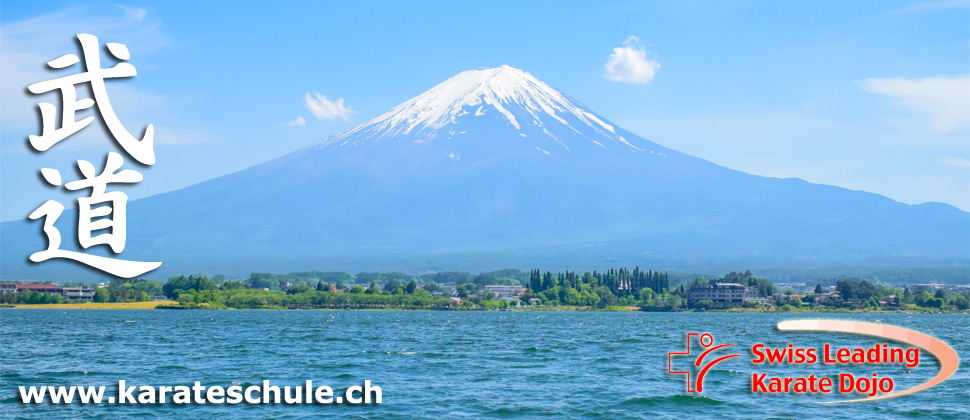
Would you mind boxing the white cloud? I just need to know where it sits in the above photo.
[890,0,968,14]
[603,36,661,84]
[1,5,171,134]
[304,92,353,121]
[286,116,306,127]
[939,156,970,168]
[860,75,970,133]
[117,4,148,22]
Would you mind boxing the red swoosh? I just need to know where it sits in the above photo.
[777,320,959,403]
[696,354,741,392]
[695,343,736,367]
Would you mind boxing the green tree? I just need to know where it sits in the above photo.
[128,280,163,296]
[109,287,129,303]
[164,274,217,298]
[286,284,313,295]
[949,292,969,310]
[433,271,473,285]
[383,279,404,292]
[220,281,246,290]
[915,291,932,306]
[366,281,382,295]
[246,273,281,291]
[93,287,110,303]
[594,286,616,308]
[695,299,714,310]
[837,279,877,302]
[356,272,380,284]
[424,282,441,294]
[21,290,40,304]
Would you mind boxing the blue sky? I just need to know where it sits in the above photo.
[1,0,968,221]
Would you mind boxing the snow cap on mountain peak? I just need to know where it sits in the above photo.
[322,65,626,144]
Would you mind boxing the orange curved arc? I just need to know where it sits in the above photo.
[776,319,959,403]
[696,354,741,392]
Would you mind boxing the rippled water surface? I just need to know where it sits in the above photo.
[2,310,967,419]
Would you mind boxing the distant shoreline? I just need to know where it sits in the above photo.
[3,301,178,310]
[3,302,966,314]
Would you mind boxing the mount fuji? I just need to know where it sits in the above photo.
[2,65,967,280]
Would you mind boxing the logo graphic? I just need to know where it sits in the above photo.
[666,321,959,402]
[668,333,742,392]
[776,320,959,403]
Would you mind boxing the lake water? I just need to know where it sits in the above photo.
[2,310,968,419]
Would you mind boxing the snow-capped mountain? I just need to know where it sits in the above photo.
[318,65,640,154]
[2,66,967,280]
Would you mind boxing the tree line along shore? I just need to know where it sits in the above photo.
[2,268,967,312]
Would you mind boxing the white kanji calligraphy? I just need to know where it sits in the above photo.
[27,33,155,165]
[28,152,161,278]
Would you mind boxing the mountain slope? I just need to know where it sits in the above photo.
[2,66,967,280]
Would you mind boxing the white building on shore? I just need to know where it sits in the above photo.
[484,285,523,298]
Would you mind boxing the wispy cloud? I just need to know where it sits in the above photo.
[890,0,968,14]
[603,36,660,84]
[286,116,306,127]
[305,93,353,121]
[117,4,148,22]
[860,74,970,133]
[0,5,183,145]
[939,156,970,168]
